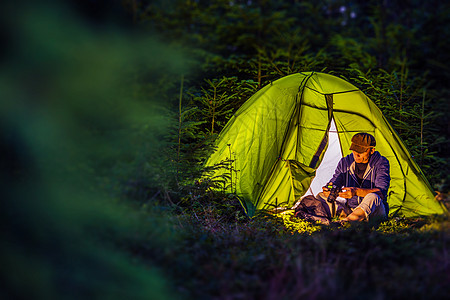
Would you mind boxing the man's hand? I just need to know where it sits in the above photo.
[338,187,357,199]
[321,186,331,198]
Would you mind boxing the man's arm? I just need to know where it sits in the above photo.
[338,187,383,199]
[321,158,347,197]
[374,157,390,200]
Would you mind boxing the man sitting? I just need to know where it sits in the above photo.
[321,132,390,223]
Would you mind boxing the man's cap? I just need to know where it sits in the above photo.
[349,132,376,153]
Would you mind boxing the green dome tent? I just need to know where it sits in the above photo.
[205,72,446,218]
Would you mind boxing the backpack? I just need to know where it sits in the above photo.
[294,195,331,225]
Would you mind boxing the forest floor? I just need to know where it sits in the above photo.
[130,198,450,300]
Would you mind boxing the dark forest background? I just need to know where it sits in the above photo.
[125,0,450,193]
[1,0,449,299]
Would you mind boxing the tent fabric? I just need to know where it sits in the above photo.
[205,72,446,218]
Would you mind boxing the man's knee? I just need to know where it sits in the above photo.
[359,193,386,220]
[363,192,383,205]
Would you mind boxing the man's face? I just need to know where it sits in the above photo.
[352,148,375,163]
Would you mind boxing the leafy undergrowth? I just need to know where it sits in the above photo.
[124,198,450,300]
[274,209,323,235]
[273,208,449,235]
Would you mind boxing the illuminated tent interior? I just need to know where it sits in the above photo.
[205,72,446,218]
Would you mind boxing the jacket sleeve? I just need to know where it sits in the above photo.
[374,157,390,199]
[329,158,346,188]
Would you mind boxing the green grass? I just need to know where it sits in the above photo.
[126,199,450,300]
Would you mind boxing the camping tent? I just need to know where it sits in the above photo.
[205,72,446,218]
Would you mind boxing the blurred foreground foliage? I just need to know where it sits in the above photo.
[1,1,183,299]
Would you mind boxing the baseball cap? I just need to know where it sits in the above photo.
[349,133,376,153]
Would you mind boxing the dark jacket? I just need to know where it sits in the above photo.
[329,151,390,210]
